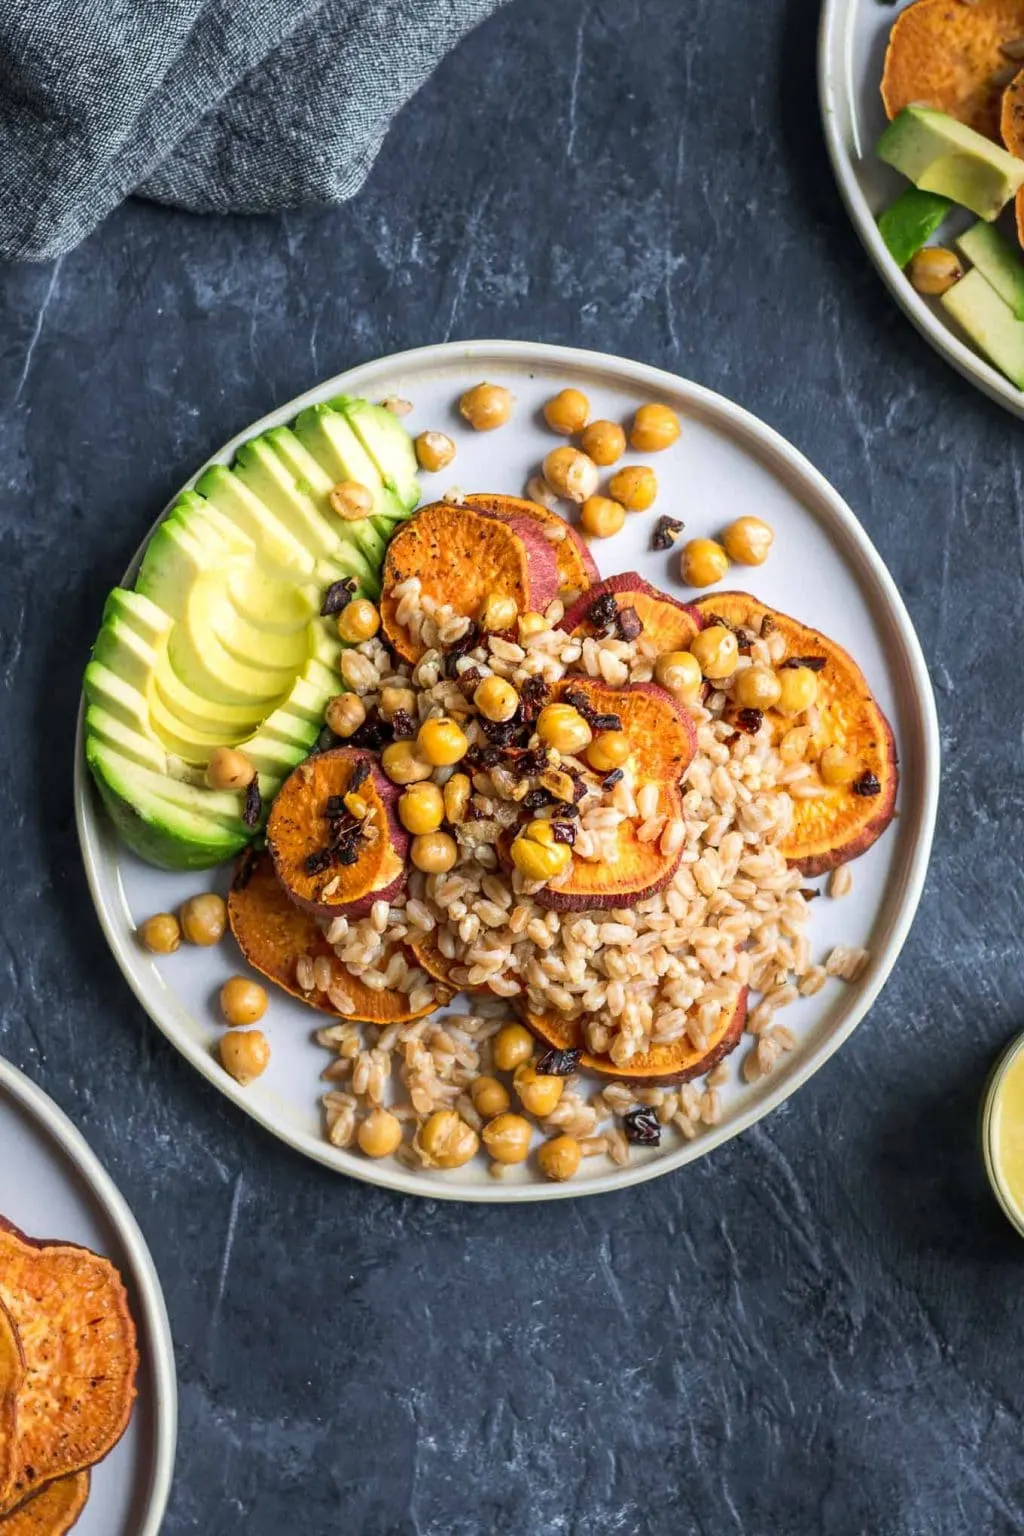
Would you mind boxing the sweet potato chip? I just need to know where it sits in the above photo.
[1001,69,1024,239]
[464,492,599,594]
[0,1221,137,1515]
[881,0,1024,141]
[0,1301,23,1511]
[0,1473,89,1536]
[521,990,747,1084]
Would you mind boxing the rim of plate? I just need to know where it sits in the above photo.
[0,1057,177,1529]
[818,0,1024,421]
[75,339,940,1203]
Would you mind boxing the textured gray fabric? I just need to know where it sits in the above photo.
[0,0,505,263]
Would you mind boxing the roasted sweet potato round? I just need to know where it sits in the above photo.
[881,0,1024,140]
[228,851,447,1023]
[693,592,899,875]
[1001,71,1024,244]
[554,676,697,791]
[0,1299,23,1512]
[464,491,598,593]
[560,572,702,653]
[520,989,747,1084]
[267,748,408,919]
[2,1472,90,1536]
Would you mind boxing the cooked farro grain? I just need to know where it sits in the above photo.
[829,865,853,899]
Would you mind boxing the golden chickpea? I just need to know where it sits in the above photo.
[219,1029,270,1086]
[416,716,469,767]
[514,1062,565,1118]
[608,464,657,511]
[442,772,471,824]
[379,685,417,722]
[357,1109,404,1158]
[543,388,590,435]
[492,1022,535,1072]
[518,611,548,640]
[579,419,626,466]
[328,480,373,520]
[537,1134,582,1182]
[587,731,631,772]
[907,246,963,296]
[536,702,592,754]
[220,976,268,1027]
[779,726,811,763]
[732,666,782,710]
[473,675,519,723]
[459,382,514,431]
[579,495,625,539]
[776,666,819,716]
[680,538,729,588]
[470,1075,510,1118]
[380,740,433,785]
[689,625,739,681]
[398,782,445,835]
[137,913,181,955]
[482,1112,533,1164]
[179,892,227,947]
[510,822,572,882]
[206,747,256,792]
[325,692,366,738]
[654,650,702,701]
[414,431,456,472]
[820,745,861,788]
[722,515,774,566]
[415,1109,479,1168]
[480,593,519,630]
[337,598,380,644]
[410,831,458,874]
[542,446,599,504]
[630,402,681,452]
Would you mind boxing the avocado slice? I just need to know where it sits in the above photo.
[878,107,1024,222]
[291,406,394,560]
[941,267,1024,387]
[877,188,953,269]
[195,464,317,576]
[956,221,1024,319]
[334,396,420,513]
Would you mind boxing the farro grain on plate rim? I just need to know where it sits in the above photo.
[74,340,939,1202]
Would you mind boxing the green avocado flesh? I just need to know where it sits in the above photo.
[956,221,1024,320]
[878,107,1024,222]
[941,268,1024,389]
[84,398,420,870]
[877,188,953,269]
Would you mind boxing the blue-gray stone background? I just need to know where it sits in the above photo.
[1,1,1021,1532]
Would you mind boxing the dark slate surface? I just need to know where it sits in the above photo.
[1,0,1022,1531]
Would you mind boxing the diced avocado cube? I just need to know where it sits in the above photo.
[877,107,1024,222]
[941,268,1024,388]
[956,221,1024,319]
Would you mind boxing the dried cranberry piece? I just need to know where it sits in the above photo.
[536,1047,582,1076]
[390,708,416,740]
[651,515,684,551]
[242,779,262,829]
[623,1107,661,1146]
[799,887,820,902]
[349,709,391,752]
[325,794,348,818]
[852,771,881,797]
[522,787,549,812]
[591,712,622,733]
[780,655,827,671]
[588,592,618,630]
[458,665,485,698]
[305,848,333,875]
[551,821,576,845]
[520,676,550,715]
[349,757,371,792]
[319,578,357,616]
[616,606,643,642]
[335,839,361,866]
[444,620,481,675]
[601,768,624,791]
[481,716,520,746]
[734,708,763,735]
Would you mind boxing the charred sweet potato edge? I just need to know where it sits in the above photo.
[1,1471,91,1535]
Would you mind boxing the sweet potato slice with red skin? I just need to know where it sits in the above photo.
[560,573,702,653]
[553,676,697,791]
[380,502,560,661]
[1,1473,90,1536]
[881,0,1024,140]
[229,851,447,1023]
[0,1301,23,1512]
[267,748,407,919]
[693,592,899,876]
[520,989,747,1085]
[0,1220,137,1516]
[464,492,599,593]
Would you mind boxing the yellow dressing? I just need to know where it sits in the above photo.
[989,1045,1024,1226]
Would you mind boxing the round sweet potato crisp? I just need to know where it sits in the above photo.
[560,573,702,654]
[0,1472,90,1535]
[881,0,1024,141]
[0,1299,23,1512]
[464,492,598,594]
[521,990,747,1085]
[1001,68,1024,243]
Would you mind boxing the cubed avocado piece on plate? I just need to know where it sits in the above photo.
[877,188,953,269]
[956,221,1024,319]
[941,267,1024,388]
[877,107,1024,222]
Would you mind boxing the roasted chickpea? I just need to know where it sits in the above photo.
[325,692,366,738]
[206,747,256,792]
[179,892,227,947]
[481,593,519,630]
[414,431,456,472]
[357,1109,404,1158]
[524,474,558,510]
[579,495,625,539]
[137,913,181,955]
[608,464,657,511]
[219,1029,270,1086]
[328,480,373,520]
[722,515,774,566]
[379,685,417,722]
[459,382,514,431]
[380,740,433,785]
[337,598,380,644]
[680,537,729,589]
[689,625,739,681]
[398,782,445,835]
[442,772,471,824]
[514,1062,565,1118]
[779,726,811,763]
[579,419,626,466]
[654,650,702,701]
[629,402,681,452]
[415,1109,479,1168]
[587,731,630,772]
[776,666,819,716]
[482,1112,533,1164]
[417,716,469,767]
[542,446,599,504]
[819,745,861,787]
[220,976,268,1027]
[518,611,548,640]
[510,821,572,882]
[470,1075,511,1118]
[536,702,592,754]
[543,388,590,435]
[410,831,458,874]
[732,665,782,710]
[908,246,963,296]
[492,1022,535,1072]
[537,1134,582,1182]
[473,675,519,722]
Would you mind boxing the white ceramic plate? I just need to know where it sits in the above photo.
[0,1058,176,1531]
[75,340,939,1202]
[820,0,1024,419]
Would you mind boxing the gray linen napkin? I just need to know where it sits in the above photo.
[0,0,506,263]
